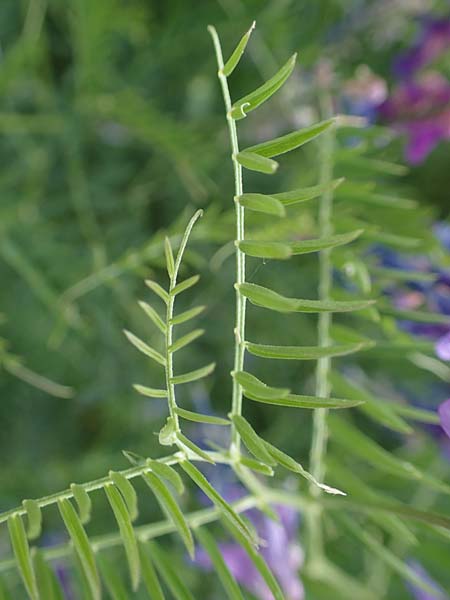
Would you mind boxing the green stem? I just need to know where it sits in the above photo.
[208,25,246,457]
[165,289,179,431]
[308,92,335,561]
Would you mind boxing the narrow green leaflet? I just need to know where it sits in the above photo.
[245,118,334,158]
[148,542,195,600]
[109,471,139,522]
[175,407,229,426]
[133,384,168,399]
[7,514,39,600]
[222,518,284,600]
[244,390,362,409]
[22,499,42,540]
[273,178,344,206]
[138,543,164,600]
[384,402,439,424]
[97,556,129,600]
[263,440,345,495]
[230,53,297,120]
[369,265,437,283]
[222,21,255,77]
[236,151,278,174]
[104,484,140,591]
[57,498,100,600]
[170,305,205,326]
[245,340,365,360]
[138,301,166,334]
[143,471,194,558]
[123,330,166,366]
[171,275,200,296]
[380,305,450,325]
[171,362,216,385]
[237,193,286,217]
[180,461,257,546]
[238,240,292,259]
[33,550,64,600]
[164,237,175,279]
[145,280,169,304]
[290,230,363,255]
[239,456,274,476]
[232,370,290,399]
[70,484,92,525]
[169,329,204,353]
[173,210,204,276]
[335,153,408,176]
[146,459,184,495]
[231,415,276,465]
[238,282,375,313]
[195,528,244,600]
[176,432,216,464]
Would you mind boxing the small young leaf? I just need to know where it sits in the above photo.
[245,340,365,360]
[238,240,292,259]
[109,471,139,522]
[230,54,297,120]
[147,459,184,495]
[232,370,290,399]
[124,330,166,366]
[231,415,276,465]
[133,384,168,399]
[180,461,257,546]
[159,417,177,446]
[222,21,255,77]
[244,390,362,409]
[70,484,92,525]
[237,193,286,217]
[171,362,216,385]
[274,178,344,206]
[290,230,363,255]
[176,432,215,464]
[171,275,200,296]
[33,549,64,600]
[245,118,334,158]
[57,498,100,600]
[145,280,170,304]
[195,528,244,600]
[148,542,195,600]
[169,329,204,353]
[7,514,39,600]
[143,472,194,558]
[22,499,42,540]
[238,282,375,313]
[164,237,175,280]
[175,407,229,425]
[138,301,166,334]
[171,305,205,326]
[236,151,278,174]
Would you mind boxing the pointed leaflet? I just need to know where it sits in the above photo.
[244,390,362,409]
[230,53,297,120]
[7,514,39,600]
[171,305,205,326]
[145,280,169,304]
[70,484,92,525]
[124,330,165,366]
[237,193,286,217]
[273,178,344,206]
[22,499,42,540]
[238,282,375,313]
[138,301,166,334]
[244,119,334,158]
[239,456,274,476]
[169,329,204,353]
[245,341,365,360]
[109,471,139,522]
[176,432,215,464]
[147,459,184,494]
[222,21,255,77]
[236,152,278,174]
[57,499,100,600]
[148,542,195,600]
[164,237,175,280]
[171,362,216,385]
[133,384,168,399]
[104,484,140,590]
[232,370,290,399]
[179,461,257,546]
[175,407,229,426]
[290,230,363,255]
[138,542,164,600]
[238,240,292,259]
[231,415,276,465]
[172,210,203,279]
[33,550,64,600]
[195,528,244,600]
[143,471,194,557]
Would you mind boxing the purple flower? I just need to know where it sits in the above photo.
[438,398,450,439]
[341,65,387,121]
[196,504,304,600]
[435,333,450,360]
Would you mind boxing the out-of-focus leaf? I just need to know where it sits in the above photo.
[138,542,164,600]
[7,514,39,600]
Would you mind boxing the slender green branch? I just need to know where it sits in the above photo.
[208,25,246,457]
[308,91,335,561]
